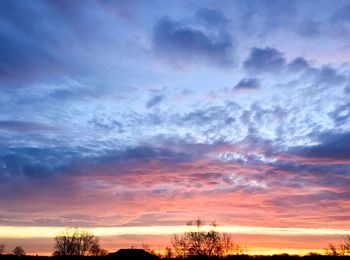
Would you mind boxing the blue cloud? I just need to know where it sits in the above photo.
[0,120,50,132]
[146,94,165,108]
[328,103,350,126]
[243,47,286,73]
[152,16,234,66]
[292,132,350,159]
[314,66,346,86]
[0,1,73,84]
[234,78,261,90]
[287,57,310,72]
[0,0,135,88]
[345,85,350,95]
[0,147,80,179]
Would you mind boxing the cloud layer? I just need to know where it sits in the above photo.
[0,0,350,255]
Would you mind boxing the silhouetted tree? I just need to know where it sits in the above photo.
[340,235,350,256]
[325,243,339,256]
[0,244,5,255]
[142,244,156,255]
[325,235,350,256]
[98,248,108,256]
[171,219,242,258]
[12,246,25,256]
[90,242,108,256]
[164,246,173,258]
[53,227,102,256]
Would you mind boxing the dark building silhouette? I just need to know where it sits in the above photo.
[108,249,159,260]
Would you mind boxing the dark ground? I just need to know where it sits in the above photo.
[1,251,350,260]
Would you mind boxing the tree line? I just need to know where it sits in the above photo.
[325,235,350,256]
[50,221,242,257]
[0,220,242,258]
[1,220,349,257]
[0,244,25,256]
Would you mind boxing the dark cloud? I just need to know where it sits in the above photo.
[121,146,190,163]
[267,159,350,191]
[0,0,120,86]
[233,78,261,90]
[243,47,286,73]
[328,103,350,126]
[0,120,50,132]
[314,66,346,86]
[287,57,310,72]
[73,145,196,172]
[89,116,124,131]
[0,147,79,179]
[146,94,165,108]
[291,131,350,159]
[152,16,233,66]
[0,144,196,197]
[0,1,71,84]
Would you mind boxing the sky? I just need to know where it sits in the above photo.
[0,0,350,255]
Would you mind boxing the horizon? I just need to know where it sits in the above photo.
[1,0,350,256]
[0,224,348,255]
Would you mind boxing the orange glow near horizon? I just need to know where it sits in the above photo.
[1,225,349,238]
[0,225,348,256]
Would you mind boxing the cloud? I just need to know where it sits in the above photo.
[328,103,350,126]
[291,131,350,159]
[243,47,286,73]
[314,66,346,86]
[0,1,73,84]
[0,0,135,88]
[327,4,350,37]
[331,4,350,23]
[195,8,229,27]
[152,16,234,67]
[1,0,350,238]
[265,190,350,209]
[146,94,165,108]
[233,78,261,90]
[118,146,191,163]
[287,57,310,72]
[345,85,350,95]
[297,19,322,37]
[0,120,50,132]
[0,147,80,179]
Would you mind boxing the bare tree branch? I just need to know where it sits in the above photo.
[53,227,106,256]
[171,219,242,257]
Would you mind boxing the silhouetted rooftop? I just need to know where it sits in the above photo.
[108,249,159,260]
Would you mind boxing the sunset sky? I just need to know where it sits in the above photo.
[1,0,350,256]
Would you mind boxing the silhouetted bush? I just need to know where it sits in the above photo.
[171,220,243,258]
[12,247,25,256]
[53,228,105,256]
